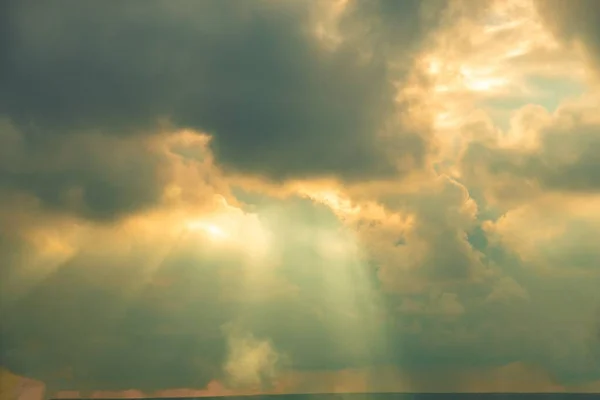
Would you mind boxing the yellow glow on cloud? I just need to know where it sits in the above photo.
[461,70,509,92]
[205,224,227,239]
[183,201,273,265]
[26,229,77,265]
[186,220,229,240]
[411,0,587,145]
[5,192,275,304]
[1,215,84,305]
[312,0,348,50]
[298,187,361,219]
[427,59,442,75]
[484,194,600,271]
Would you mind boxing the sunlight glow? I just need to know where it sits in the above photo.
[460,67,508,92]
[205,224,228,239]
[186,220,229,240]
[313,0,347,50]
[300,189,361,218]
[409,0,587,141]
[184,204,272,263]
[428,59,442,75]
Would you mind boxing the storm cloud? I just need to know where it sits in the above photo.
[2,0,444,192]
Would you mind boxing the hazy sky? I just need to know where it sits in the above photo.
[2,0,600,397]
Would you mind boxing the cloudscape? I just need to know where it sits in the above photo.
[2,0,600,398]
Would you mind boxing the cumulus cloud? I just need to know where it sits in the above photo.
[1,0,448,185]
[484,196,600,271]
[222,327,284,390]
[485,277,529,304]
[450,94,600,384]
[362,176,485,289]
[460,96,600,208]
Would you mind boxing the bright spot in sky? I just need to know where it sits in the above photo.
[205,224,228,239]
[184,208,272,263]
[186,220,228,240]
[460,66,508,92]
[465,76,508,92]
[428,59,441,75]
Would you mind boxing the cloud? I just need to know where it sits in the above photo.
[414,0,587,148]
[460,96,600,208]
[485,277,529,304]
[0,203,246,392]
[222,327,285,390]
[3,0,600,395]
[445,90,600,383]
[0,118,173,221]
[534,0,600,73]
[0,129,231,309]
[360,176,485,289]
[0,193,390,393]
[484,195,600,271]
[1,0,448,184]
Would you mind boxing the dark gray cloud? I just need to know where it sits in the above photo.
[2,0,446,193]
[534,0,600,71]
[0,119,170,221]
[340,0,447,56]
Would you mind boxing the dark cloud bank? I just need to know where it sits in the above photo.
[1,0,447,221]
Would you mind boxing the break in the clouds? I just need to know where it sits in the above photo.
[2,0,600,399]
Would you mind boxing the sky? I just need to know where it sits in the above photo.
[1,0,600,398]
